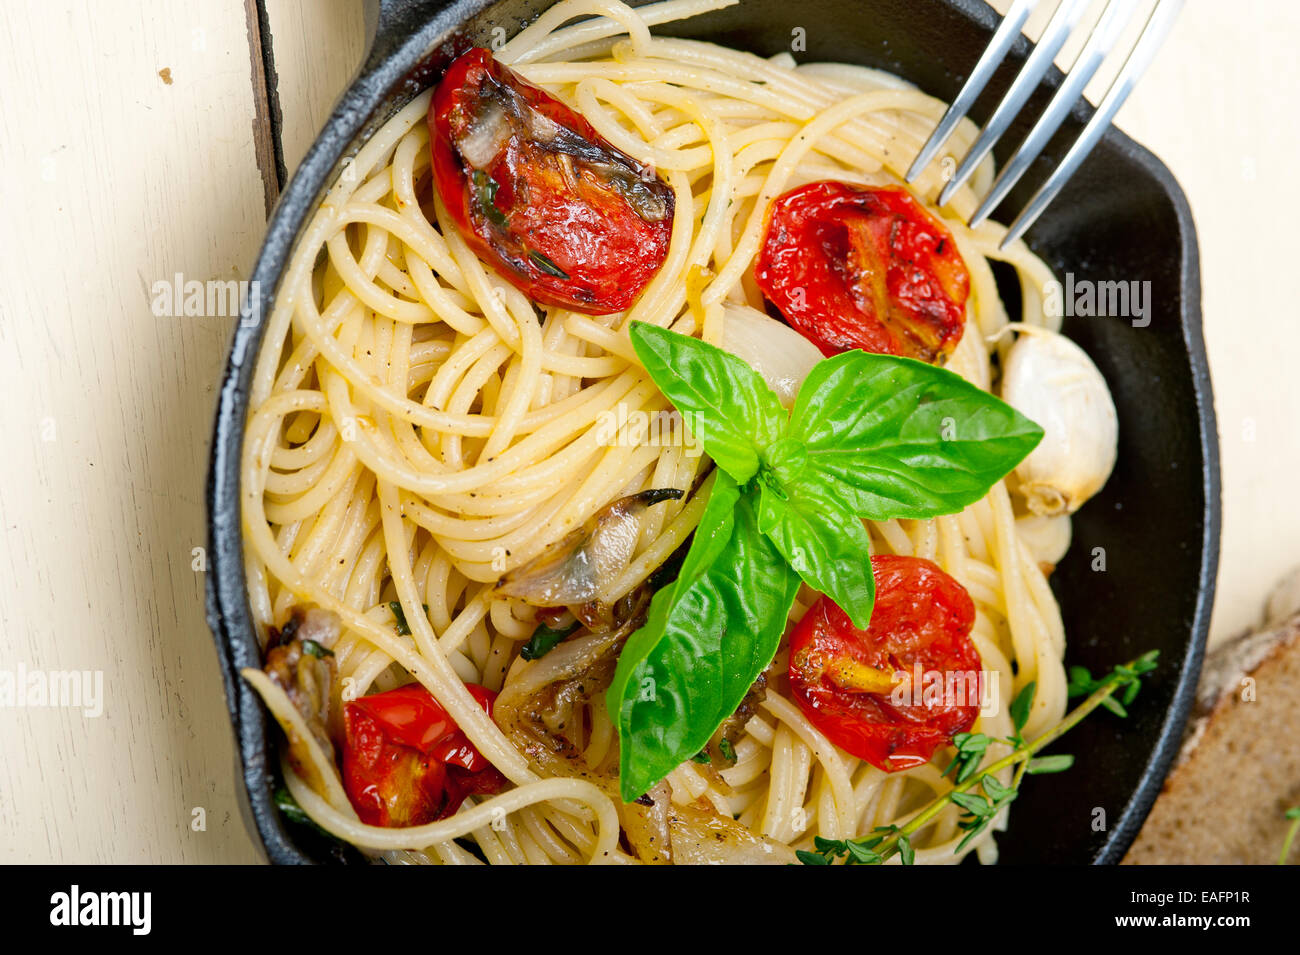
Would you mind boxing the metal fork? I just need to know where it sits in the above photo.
[905,0,1184,248]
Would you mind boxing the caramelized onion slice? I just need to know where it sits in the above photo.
[260,606,343,797]
[496,595,798,865]
[668,803,796,865]
[494,610,643,781]
[495,488,683,606]
[719,302,823,408]
[618,782,673,865]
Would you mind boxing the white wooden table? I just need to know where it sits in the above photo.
[1,0,1296,863]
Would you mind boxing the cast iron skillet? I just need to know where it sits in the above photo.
[206,0,1220,864]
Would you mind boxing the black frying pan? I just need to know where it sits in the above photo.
[206,0,1219,864]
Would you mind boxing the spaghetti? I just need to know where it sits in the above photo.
[240,0,1070,865]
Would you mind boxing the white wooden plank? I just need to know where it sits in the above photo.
[264,0,369,175]
[0,0,268,862]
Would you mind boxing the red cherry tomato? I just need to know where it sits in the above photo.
[342,682,504,827]
[430,47,674,314]
[788,555,982,772]
[754,181,970,362]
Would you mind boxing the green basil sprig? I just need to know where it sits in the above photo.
[607,471,801,800]
[632,323,785,482]
[608,322,1043,801]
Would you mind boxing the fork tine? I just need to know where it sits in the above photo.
[968,0,1144,228]
[905,0,1036,184]
[937,0,1092,208]
[999,0,1185,248]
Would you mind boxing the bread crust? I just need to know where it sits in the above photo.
[1124,615,1300,864]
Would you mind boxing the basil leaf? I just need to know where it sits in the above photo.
[606,473,742,797]
[274,785,345,845]
[273,785,312,826]
[787,351,1043,520]
[389,600,411,635]
[756,472,875,628]
[672,471,742,588]
[629,322,786,484]
[389,600,429,637]
[519,620,581,661]
[608,478,800,801]
[472,169,508,229]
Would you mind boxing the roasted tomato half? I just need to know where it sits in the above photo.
[342,682,504,827]
[788,555,982,772]
[430,47,674,314]
[754,181,970,362]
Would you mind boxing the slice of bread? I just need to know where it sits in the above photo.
[1125,571,1300,865]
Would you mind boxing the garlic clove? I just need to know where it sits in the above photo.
[1015,513,1073,570]
[999,327,1118,517]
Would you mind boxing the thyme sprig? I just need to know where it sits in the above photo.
[1279,807,1300,865]
[797,651,1159,865]
[1066,652,1158,716]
